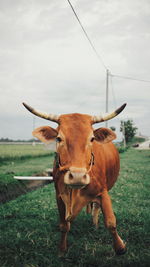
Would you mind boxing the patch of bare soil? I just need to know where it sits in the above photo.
[0,170,53,204]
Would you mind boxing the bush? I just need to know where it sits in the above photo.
[117,146,128,153]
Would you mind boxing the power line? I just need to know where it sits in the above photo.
[67,0,150,83]
[66,0,107,70]
[66,0,150,122]
[111,73,150,83]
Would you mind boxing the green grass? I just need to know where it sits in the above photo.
[0,148,150,266]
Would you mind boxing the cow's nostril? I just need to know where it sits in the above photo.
[69,172,74,180]
[83,174,87,179]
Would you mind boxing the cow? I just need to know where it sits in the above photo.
[23,102,127,256]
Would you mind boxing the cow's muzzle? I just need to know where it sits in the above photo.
[64,167,90,189]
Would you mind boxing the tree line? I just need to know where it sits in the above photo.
[0,138,40,143]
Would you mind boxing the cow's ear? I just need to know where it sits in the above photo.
[32,126,58,144]
[94,128,116,144]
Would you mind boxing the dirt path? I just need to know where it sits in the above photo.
[136,138,150,150]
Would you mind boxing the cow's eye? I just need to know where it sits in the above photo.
[56,137,62,143]
[90,137,95,142]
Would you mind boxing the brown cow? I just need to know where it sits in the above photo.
[23,102,127,256]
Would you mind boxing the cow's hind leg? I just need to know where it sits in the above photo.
[56,196,70,256]
[86,203,92,214]
[92,202,101,228]
[101,190,126,255]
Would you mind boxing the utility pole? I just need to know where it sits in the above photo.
[33,116,35,131]
[32,116,36,146]
[105,69,109,127]
[122,121,126,148]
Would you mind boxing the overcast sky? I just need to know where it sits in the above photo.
[0,0,150,140]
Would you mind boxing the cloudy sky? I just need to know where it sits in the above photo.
[0,0,150,140]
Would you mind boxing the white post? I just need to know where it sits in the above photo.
[14,176,53,181]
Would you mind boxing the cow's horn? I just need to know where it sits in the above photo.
[92,103,127,124]
[22,102,59,123]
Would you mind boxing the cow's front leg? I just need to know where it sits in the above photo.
[101,189,126,255]
[56,196,70,256]
[59,221,70,256]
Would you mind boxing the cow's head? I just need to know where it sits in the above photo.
[23,103,126,189]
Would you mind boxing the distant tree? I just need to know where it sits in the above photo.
[110,126,116,131]
[120,120,137,143]
[0,137,13,142]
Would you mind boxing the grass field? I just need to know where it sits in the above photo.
[0,146,150,266]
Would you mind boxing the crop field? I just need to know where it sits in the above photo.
[0,145,150,267]
[0,144,52,162]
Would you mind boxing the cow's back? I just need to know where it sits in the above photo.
[92,141,120,191]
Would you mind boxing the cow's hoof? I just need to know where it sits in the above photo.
[116,246,127,255]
